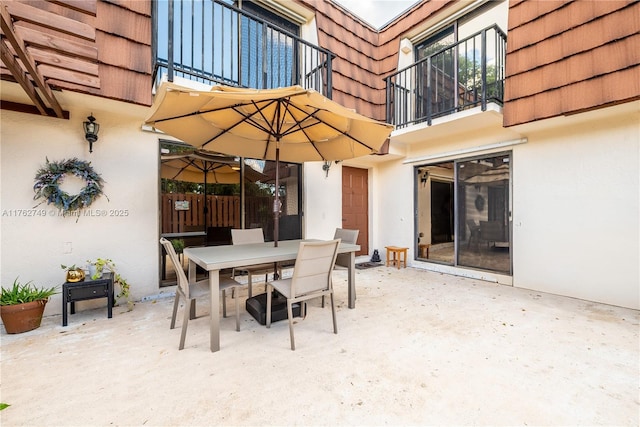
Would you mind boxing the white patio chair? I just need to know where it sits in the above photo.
[266,239,341,350]
[231,228,281,298]
[160,237,242,350]
[322,228,360,307]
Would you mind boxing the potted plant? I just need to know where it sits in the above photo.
[86,258,132,310]
[171,238,185,255]
[61,264,85,283]
[0,278,58,334]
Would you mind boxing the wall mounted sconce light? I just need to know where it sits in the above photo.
[420,171,429,186]
[400,38,412,54]
[322,161,331,177]
[83,114,99,153]
[322,160,340,178]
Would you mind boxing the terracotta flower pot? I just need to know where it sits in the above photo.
[0,299,48,334]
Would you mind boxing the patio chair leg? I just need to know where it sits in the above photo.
[330,292,338,334]
[234,287,240,332]
[179,298,191,350]
[170,293,180,329]
[287,301,296,350]
[189,299,196,320]
[247,272,253,298]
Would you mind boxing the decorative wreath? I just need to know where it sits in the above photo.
[33,157,107,214]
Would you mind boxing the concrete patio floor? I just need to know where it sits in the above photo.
[1,266,638,426]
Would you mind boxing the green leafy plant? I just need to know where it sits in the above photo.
[60,264,80,271]
[171,239,185,254]
[0,278,57,306]
[0,403,9,410]
[86,258,132,310]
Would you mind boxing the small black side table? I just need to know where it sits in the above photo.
[62,273,114,326]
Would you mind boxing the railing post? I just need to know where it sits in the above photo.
[385,76,390,124]
[262,23,268,89]
[426,57,432,126]
[167,0,174,82]
[326,54,332,98]
[481,28,487,111]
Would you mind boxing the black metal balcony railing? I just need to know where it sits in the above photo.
[152,0,334,97]
[385,25,507,129]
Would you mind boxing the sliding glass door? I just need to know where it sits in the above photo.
[415,153,511,275]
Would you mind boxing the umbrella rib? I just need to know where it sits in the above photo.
[248,99,283,160]
[279,100,320,138]
[153,101,259,123]
[201,99,279,149]
[278,100,326,159]
[285,102,381,153]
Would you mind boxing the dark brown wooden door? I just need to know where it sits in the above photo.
[342,166,368,256]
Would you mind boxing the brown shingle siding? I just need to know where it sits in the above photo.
[300,0,455,121]
[504,0,640,126]
[506,34,640,100]
[98,63,152,105]
[508,0,633,51]
[97,32,151,74]
[506,8,639,76]
[304,0,384,118]
[102,0,151,16]
[96,1,151,45]
[508,1,567,31]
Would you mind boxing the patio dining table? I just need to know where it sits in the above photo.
[183,239,360,352]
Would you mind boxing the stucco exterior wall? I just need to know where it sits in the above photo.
[376,102,639,310]
[0,90,161,316]
[302,161,342,240]
[511,103,639,309]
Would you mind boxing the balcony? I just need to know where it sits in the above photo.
[385,25,507,130]
[153,0,334,97]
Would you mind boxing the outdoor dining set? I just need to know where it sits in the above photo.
[143,82,392,352]
[160,227,360,352]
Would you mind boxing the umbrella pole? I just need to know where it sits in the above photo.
[273,145,280,247]
[203,163,208,243]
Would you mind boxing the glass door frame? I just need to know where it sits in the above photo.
[413,151,513,275]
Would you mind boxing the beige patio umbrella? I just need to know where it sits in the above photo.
[465,164,509,185]
[161,149,267,234]
[146,82,394,245]
[161,149,266,184]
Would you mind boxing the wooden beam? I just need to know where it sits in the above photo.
[1,99,69,119]
[38,64,100,88]
[5,1,95,40]
[49,0,97,16]
[0,4,64,118]
[29,46,99,76]
[0,39,48,115]
[16,25,98,60]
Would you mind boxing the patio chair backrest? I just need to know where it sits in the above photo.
[290,239,340,297]
[333,228,358,268]
[160,237,190,299]
[231,228,265,245]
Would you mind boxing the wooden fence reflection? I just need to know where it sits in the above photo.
[161,193,274,233]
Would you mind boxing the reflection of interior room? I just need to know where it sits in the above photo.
[416,154,511,275]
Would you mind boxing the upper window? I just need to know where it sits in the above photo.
[415,25,455,60]
[238,1,300,89]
